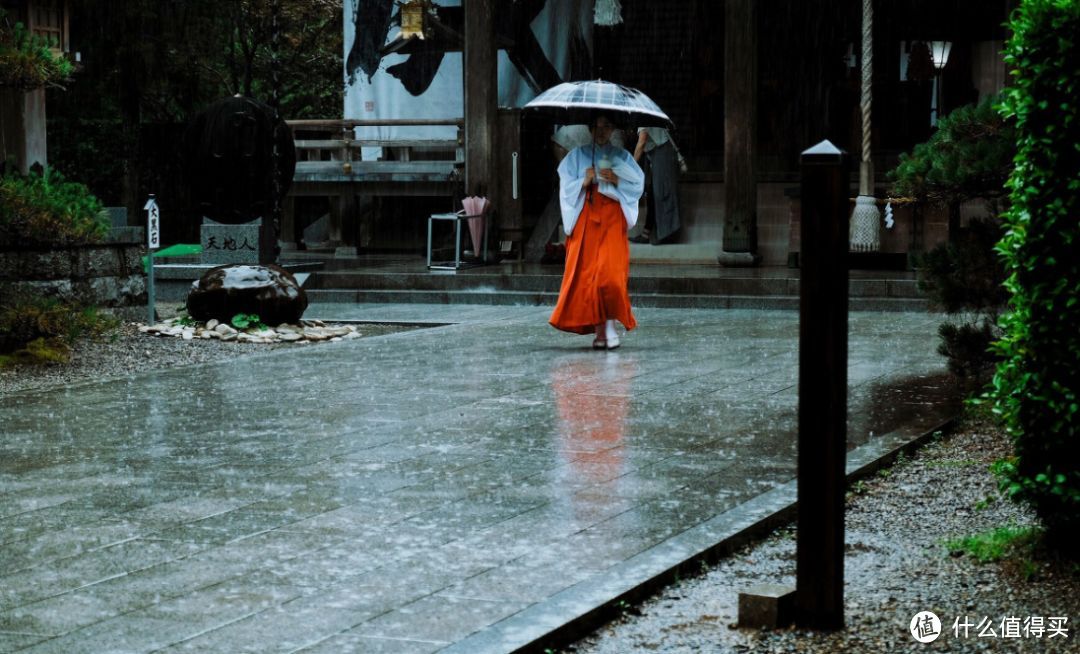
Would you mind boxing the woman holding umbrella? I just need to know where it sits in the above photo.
[548,112,644,349]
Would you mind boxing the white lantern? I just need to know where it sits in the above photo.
[929,41,952,70]
[929,41,952,127]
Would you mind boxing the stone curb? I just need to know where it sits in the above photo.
[441,418,957,654]
[305,289,928,312]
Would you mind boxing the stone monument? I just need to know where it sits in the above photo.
[181,95,296,265]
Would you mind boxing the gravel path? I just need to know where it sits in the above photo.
[565,415,1078,653]
[0,304,411,397]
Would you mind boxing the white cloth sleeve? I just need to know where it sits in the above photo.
[557,146,645,233]
[598,148,645,228]
[557,148,588,235]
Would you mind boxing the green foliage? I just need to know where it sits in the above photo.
[0,9,74,90]
[0,296,118,366]
[231,313,266,331]
[0,168,106,247]
[991,0,1080,542]
[42,118,130,207]
[848,479,868,496]
[917,219,1009,314]
[895,102,1013,382]
[889,97,1015,205]
[49,1,341,124]
[0,337,70,367]
[44,0,342,220]
[944,525,1042,563]
[936,321,998,380]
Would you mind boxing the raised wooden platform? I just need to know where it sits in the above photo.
[284,118,466,250]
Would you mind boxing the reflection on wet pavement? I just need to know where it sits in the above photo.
[0,305,960,653]
[552,353,638,522]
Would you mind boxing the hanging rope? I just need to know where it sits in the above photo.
[860,0,872,167]
[850,0,881,251]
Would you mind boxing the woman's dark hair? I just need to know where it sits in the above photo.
[589,111,623,130]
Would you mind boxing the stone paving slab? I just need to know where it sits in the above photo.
[0,304,959,653]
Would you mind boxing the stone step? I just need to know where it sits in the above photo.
[308,271,922,299]
[305,288,927,311]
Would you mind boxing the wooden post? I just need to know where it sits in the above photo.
[327,194,344,247]
[495,108,523,255]
[464,0,498,204]
[280,195,297,250]
[796,140,849,630]
[0,89,48,173]
[720,0,758,265]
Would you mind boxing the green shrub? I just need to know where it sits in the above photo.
[890,97,1014,384]
[937,321,998,380]
[917,218,1009,381]
[991,0,1080,543]
[0,295,117,365]
[0,9,73,90]
[889,97,1015,206]
[0,168,106,247]
[918,219,1009,314]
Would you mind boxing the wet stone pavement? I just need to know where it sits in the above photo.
[0,305,960,653]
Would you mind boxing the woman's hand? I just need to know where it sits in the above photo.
[583,167,596,188]
[599,168,619,186]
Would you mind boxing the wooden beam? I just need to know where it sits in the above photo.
[721,0,758,261]
[286,119,463,130]
[463,0,498,201]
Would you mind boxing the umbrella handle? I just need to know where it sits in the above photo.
[589,145,596,204]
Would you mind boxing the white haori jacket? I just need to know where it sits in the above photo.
[557,143,644,236]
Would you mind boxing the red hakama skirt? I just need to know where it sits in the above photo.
[549,191,637,334]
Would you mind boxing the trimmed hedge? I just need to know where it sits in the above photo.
[992,0,1080,541]
[0,168,106,247]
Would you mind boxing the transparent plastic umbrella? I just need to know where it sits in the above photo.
[522,79,673,128]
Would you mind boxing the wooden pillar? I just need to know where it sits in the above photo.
[0,89,48,173]
[279,195,297,251]
[495,108,523,252]
[326,195,343,247]
[720,0,759,265]
[464,0,498,205]
[796,140,849,630]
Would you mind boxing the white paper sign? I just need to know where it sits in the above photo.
[144,197,160,249]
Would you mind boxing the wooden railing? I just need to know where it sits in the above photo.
[287,118,464,169]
